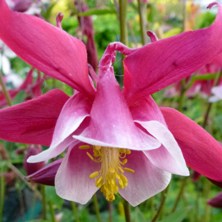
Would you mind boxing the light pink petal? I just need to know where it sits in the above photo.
[119,151,171,206]
[28,93,91,163]
[0,89,68,146]
[55,144,99,204]
[161,107,222,181]
[136,120,189,176]
[0,0,94,96]
[74,69,160,151]
[209,85,222,102]
[123,3,222,102]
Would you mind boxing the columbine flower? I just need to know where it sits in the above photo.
[1,0,222,206]
[209,85,222,102]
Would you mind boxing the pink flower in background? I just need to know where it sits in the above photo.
[6,0,48,14]
[6,0,32,12]
[0,68,44,107]
[165,53,222,99]
[187,54,222,97]
[75,0,98,71]
[1,0,222,206]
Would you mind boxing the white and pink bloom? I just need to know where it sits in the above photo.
[209,85,222,102]
[6,0,48,14]
[0,0,222,206]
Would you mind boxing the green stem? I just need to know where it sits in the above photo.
[123,200,131,222]
[119,0,128,45]
[0,166,5,222]
[202,71,222,128]
[137,0,146,45]
[177,0,188,111]
[93,195,102,222]
[108,202,113,222]
[7,162,42,199]
[194,184,200,222]
[0,71,12,106]
[182,0,187,31]
[202,103,213,129]
[177,80,187,111]
[152,187,169,222]
[48,200,56,222]
[71,202,80,222]
[202,180,212,222]
[41,185,47,220]
[171,178,187,212]
[148,197,154,219]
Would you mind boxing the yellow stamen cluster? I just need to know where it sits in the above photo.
[80,145,135,202]
[80,145,135,201]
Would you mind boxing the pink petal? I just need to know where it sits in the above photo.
[136,120,189,176]
[28,93,91,163]
[119,151,171,206]
[0,89,68,146]
[74,69,160,151]
[55,144,99,204]
[129,95,165,123]
[0,0,94,96]
[123,3,222,102]
[161,107,222,181]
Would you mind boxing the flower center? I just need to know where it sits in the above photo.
[80,145,135,201]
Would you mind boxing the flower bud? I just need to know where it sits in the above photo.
[26,159,62,186]
[24,145,44,175]
[208,193,222,208]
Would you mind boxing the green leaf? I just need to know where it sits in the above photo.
[163,28,182,38]
[12,90,26,105]
[192,73,217,81]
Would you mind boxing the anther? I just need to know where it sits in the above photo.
[79,145,90,150]
[124,167,135,173]
[89,171,99,179]
[86,152,95,161]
